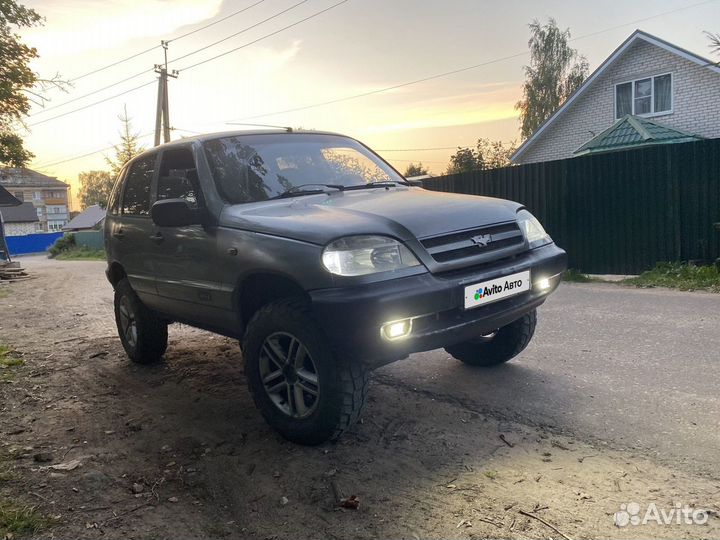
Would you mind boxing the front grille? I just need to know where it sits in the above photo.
[420,222,525,263]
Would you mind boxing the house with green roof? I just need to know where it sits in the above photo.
[511,30,720,164]
[573,115,703,156]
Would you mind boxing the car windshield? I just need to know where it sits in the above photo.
[203,133,404,204]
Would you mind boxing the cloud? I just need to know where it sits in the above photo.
[23,0,223,56]
[358,84,520,133]
[242,40,302,77]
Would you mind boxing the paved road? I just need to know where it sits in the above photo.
[380,282,720,475]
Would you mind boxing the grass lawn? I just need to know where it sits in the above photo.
[54,247,106,261]
[623,262,720,292]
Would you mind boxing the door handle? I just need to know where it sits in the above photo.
[149,232,164,244]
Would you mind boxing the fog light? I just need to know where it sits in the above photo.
[536,277,551,290]
[381,319,412,341]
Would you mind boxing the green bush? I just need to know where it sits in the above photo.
[48,233,75,258]
[562,269,594,282]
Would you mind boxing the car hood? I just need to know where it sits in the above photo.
[219,187,523,245]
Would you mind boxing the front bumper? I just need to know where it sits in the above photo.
[310,242,567,367]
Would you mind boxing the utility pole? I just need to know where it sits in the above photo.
[154,40,178,146]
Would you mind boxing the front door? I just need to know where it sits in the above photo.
[151,146,229,328]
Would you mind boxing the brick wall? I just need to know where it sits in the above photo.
[4,222,37,236]
[515,39,720,164]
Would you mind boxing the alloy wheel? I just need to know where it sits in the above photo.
[118,295,138,348]
[259,331,320,419]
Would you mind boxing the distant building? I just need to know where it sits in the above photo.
[0,202,40,236]
[0,185,21,263]
[63,204,106,231]
[0,168,70,232]
[511,30,720,164]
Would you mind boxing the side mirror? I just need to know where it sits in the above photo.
[407,179,424,187]
[151,198,200,227]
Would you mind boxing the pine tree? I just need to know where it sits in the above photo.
[105,105,144,177]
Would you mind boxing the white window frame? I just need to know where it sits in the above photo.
[614,72,673,119]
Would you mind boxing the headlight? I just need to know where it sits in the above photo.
[322,235,421,276]
[517,209,551,248]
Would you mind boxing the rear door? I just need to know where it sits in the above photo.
[151,146,228,328]
[111,152,159,302]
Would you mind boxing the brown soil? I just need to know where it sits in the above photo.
[0,257,718,539]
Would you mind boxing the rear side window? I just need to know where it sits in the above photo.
[122,155,156,215]
[106,167,126,216]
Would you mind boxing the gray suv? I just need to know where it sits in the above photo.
[104,130,566,444]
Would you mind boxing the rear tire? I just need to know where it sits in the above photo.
[445,309,537,367]
[242,298,369,445]
[114,278,168,364]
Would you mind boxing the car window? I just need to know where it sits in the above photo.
[156,147,199,209]
[122,155,156,215]
[203,133,402,204]
[106,166,126,216]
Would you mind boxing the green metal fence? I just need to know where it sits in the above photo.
[424,138,720,274]
[74,230,105,251]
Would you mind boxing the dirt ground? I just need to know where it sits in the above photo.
[1,256,718,539]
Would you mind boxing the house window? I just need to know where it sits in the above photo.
[615,74,672,119]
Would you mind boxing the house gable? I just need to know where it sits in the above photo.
[512,30,720,164]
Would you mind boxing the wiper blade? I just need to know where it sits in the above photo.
[344,180,410,190]
[268,183,345,200]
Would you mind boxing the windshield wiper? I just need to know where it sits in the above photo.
[268,183,345,200]
[344,180,410,190]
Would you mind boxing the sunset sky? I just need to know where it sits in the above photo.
[18,0,720,209]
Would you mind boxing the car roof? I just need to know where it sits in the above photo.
[138,129,353,155]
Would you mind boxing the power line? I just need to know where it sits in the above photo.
[568,0,719,42]
[178,0,351,72]
[376,146,471,152]
[385,158,449,164]
[167,0,267,43]
[29,0,715,162]
[28,81,156,127]
[27,1,351,131]
[63,0,268,84]
[227,0,719,122]
[34,125,215,169]
[34,132,155,169]
[30,0,315,118]
[231,51,528,121]
[67,46,159,84]
[29,68,154,116]
[169,0,310,66]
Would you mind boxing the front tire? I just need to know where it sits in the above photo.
[445,309,537,367]
[242,298,369,445]
[114,278,168,364]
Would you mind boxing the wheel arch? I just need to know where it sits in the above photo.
[107,261,127,288]
[236,271,310,330]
